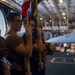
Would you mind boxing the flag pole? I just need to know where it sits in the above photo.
[26,10,29,25]
[25,10,31,73]
[35,0,43,69]
[35,0,39,27]
[22,0,32,74]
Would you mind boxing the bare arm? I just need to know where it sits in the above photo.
[5,31,32,57]
[15,24,33,57]
[24,24,33,57]
[15,43,32,57]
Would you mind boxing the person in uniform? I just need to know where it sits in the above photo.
[5,12,32,75]
[22,19,44,75]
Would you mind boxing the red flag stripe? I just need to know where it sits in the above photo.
[22,0,30,18]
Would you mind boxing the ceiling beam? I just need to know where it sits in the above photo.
[38,12,45,20]
[49,0,60,19]
[41,1,53,19]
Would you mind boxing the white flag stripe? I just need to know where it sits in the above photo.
[23,0,29,3]
[22,0,30,4]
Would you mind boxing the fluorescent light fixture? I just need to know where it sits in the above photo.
[1,0,8,3]
[2,0,6,1]
[62,13,66,15]
[50,20,52,22]
[63,17,66,19]
[40,18,43,20]
[59,0,63,3]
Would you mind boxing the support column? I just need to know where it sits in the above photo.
[52,19,54,32]
[59,18,62,32]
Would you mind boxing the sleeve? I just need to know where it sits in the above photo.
[6,35,23,49]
